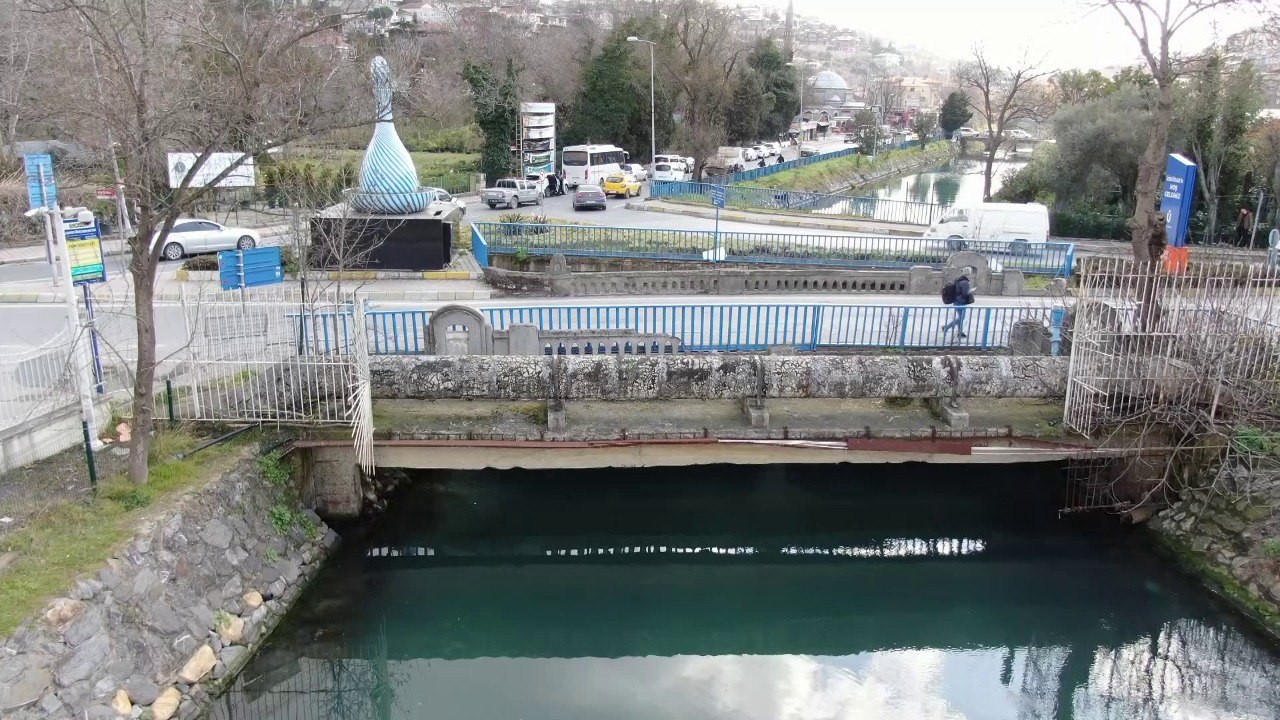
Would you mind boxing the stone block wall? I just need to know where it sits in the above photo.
[369,354,1068,401]
[0,458,334,720]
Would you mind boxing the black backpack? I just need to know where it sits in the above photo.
[941,280,958,304]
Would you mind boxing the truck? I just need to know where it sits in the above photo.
[923,202,1050,252]
[481,178,543,210]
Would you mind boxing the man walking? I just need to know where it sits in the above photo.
[941,274,974,339]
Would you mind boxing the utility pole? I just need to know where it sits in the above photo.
[784,0,794,58]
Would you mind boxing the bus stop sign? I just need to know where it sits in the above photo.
[710,185,726,209]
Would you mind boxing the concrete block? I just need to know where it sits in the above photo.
[908,266,935,294]
[508,324,541,355]
[742,397,769,429]
[927,397,970,429]
[1002,268,1025,296]
[547,400,567,434]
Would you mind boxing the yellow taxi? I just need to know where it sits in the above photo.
[602,172,642,199]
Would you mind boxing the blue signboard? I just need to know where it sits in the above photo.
[219,247,283,291]
[23,154,56,210]
[710,185,726,209]
[1159,153,1197,247]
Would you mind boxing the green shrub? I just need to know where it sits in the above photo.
[182,255,219,271]
[1262,539,1280,559]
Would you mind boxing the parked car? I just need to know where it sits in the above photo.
[843,133,857,144]
[651,162,687,182]
[622,163,649,181]
[573,184,607,211]
[427,187,466,216]
[481,178,542,209]
[525,173,551,196]
[154,219,259,261]
[1004,128,1033,140]
[953,127,980,140]
[799,144,818,157]
[603,172,642,198]
[743,147,760,161]
[751,144,768,158]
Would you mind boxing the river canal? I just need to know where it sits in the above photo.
[212,463,1280,719]
[863,157,1026,208]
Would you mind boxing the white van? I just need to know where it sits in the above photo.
[924,202,1050,250]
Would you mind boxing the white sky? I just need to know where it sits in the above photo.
[790,0,1267,71]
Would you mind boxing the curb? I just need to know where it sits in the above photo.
[624,201,924,237]
[0,289,494,304]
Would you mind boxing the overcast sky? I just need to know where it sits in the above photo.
[791,0,1265,71]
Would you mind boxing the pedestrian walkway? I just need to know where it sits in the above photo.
[0,245,47,266]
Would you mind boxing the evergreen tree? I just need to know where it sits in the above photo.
[746,39,800,139]
[725,70,769,144]
[939,91,973,138]
[563,26,674,161]
[463,59,520,184]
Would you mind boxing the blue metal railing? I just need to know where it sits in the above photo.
[298,302,1066,356]
[472,222,1075,276]
[651,181,949,226]
[472,224,489,267]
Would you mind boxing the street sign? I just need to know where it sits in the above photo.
[710,184,726,209]
[23,154,56,210]
[95,187,117,200]
[219,247,283,291]
[63,219,106,285]
[1159,153,1197,248]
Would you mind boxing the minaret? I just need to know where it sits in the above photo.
[784,0,794,58]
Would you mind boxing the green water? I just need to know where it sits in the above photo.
[861,158,1027,207]
[212,464,1280,719]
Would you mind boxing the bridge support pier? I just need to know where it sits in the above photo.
[546,399,567,435]
[742,397,769,429]
[927,397,969,429]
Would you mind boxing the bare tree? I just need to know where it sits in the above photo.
[953,47,1051,201]
[1099,0,1263,263]
[28,0,372,484]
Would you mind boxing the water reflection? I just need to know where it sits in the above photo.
[861,158,1028,208]
[211,465,1280,720]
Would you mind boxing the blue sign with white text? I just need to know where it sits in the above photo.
[1159,153,1197,247]
[710,185,726,209]
[219,247,283,291]
[23,154,56,210]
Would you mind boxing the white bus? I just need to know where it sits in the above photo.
[562,144,628,189]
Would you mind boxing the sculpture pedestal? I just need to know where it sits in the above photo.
[310,203,454,271]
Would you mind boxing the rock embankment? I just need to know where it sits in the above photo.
[752,142,958,195]
[1152,487,1280,631]
[0,456,334,720]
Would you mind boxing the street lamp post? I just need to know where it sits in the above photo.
[627,36,657,170]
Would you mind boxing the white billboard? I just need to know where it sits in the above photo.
[167,152,256,189]
[520,102,556,115]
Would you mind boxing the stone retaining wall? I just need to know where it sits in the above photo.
[1151,488,1280,625]
[0,456,334,720]
[369,354,1067,401]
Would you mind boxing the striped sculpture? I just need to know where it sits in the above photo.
[347,56,434,215]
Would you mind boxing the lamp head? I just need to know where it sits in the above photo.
[626,36,639,42]
[24,207,44,219]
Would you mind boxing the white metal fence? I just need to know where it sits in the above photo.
[0,326,85,472]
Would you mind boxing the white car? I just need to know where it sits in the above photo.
[766,142,782,156]
[953,127,981,139]
[751,144,767,158]
[427,187,467,215]
[623,163,649,181]
[1005,128,1033,140]
[154,219,260,261]
[743,147,760,161]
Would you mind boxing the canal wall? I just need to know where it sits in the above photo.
[368,354,1068,402]
[0,456,335,720]
[1151,487,1280,634]
[752,142,958,195]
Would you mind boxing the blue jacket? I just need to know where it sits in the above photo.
[955,277,974,305]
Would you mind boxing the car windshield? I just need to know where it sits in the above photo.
[940,211,969,224]
[578,185,602,193]
[655,164,671,171]
[606,175,624,182]
[563,151,588,166]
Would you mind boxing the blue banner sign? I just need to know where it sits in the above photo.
[219,246,283,291]
[710,185,726,209]
[1159,153,1197,247]
[23,154,56,210]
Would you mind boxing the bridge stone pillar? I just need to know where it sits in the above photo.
[508,324,541,355]
[1002,268,1025,296]
[908,265,935,294]
[927,397,969,429]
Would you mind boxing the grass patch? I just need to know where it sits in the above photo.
[1024,275,1051,291]
[290,149,479,180]
[0,428,249,637]
[1263,539,1280,559]
[747,144,955,193]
